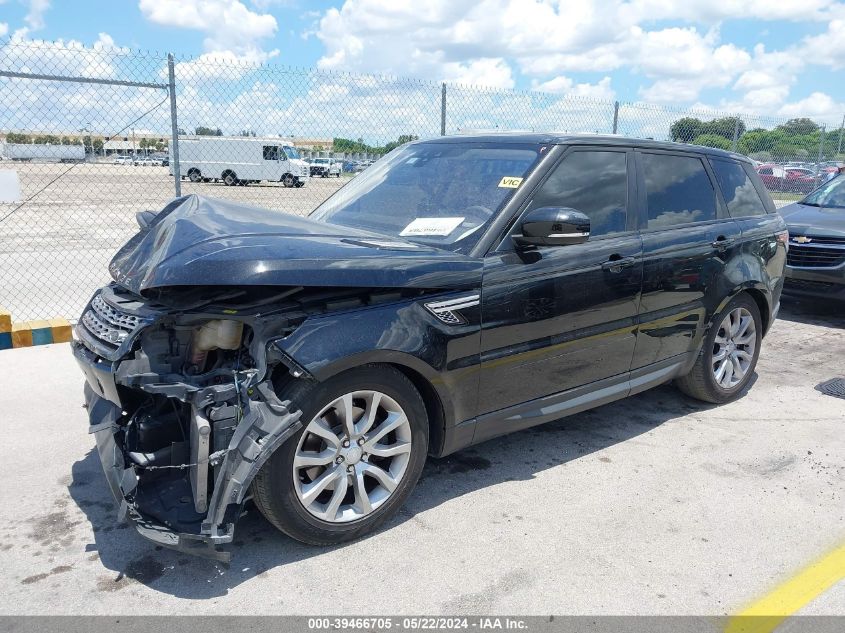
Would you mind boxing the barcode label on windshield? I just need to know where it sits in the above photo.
[400,217,465,237]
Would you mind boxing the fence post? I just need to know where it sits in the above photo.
[814,125,826,189]
[730,117,740,153]
[612,101,619,134]
[167,53,182,197]
[440,83,447,136]
[837,114,844,156]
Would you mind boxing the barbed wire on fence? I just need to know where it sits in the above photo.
[1,38,844,320]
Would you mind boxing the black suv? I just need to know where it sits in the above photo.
[73,134,787,559]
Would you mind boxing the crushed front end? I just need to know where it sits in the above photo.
[73,284,305,561]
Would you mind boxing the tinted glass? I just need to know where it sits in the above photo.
[262,145,279,160]
[528,150,628,237]
[311,142,541,254]
[711,158,766,217]
[642,153,716,228]
[802,174,845,208]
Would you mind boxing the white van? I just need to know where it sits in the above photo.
[175,137,310,187]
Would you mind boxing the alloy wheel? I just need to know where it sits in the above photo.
[712,307,756,389]
[293,390,413,523]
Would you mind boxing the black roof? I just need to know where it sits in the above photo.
[419,132,748,162]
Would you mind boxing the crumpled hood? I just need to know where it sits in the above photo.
[109,195,481,295]
[779,202,845,237]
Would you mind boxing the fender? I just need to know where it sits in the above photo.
[273,297,482,428]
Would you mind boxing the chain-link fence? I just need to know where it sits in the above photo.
[2,39,844,320]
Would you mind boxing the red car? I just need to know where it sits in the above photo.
[756,164,818,193]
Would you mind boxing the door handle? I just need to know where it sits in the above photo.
[711,236,735,250]
[601,256,637,272]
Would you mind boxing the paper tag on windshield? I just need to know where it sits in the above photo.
[498,176,523,188]
[400,217,465,237]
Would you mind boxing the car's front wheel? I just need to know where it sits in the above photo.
[676,293,762,403]
[252,365,429,545]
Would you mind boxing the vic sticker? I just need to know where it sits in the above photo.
[498,176,523,188]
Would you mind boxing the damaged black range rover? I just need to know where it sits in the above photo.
[74,134,787,559]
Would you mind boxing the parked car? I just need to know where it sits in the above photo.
[112,155,134,165]
[73,134,786,560]
[309,157,342,177]
[757,164,818,193]
[779,174,845,300]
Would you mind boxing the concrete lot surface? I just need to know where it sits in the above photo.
[0,164,347,320]
[0,299,843,616]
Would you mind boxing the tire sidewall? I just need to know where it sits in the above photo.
[261,366,429,541]
[701,294,762,400]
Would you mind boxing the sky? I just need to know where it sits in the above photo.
[2,0,845,135]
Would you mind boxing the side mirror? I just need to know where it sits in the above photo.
[513,207,591,247]
[135,210,158,229]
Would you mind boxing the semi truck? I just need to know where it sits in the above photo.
[174,137,310,187]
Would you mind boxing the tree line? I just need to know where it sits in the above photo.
[670,116,844,161]
[4,132,168,154]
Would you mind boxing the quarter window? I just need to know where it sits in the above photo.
[528,150,628,238]
[711,159,767,218]
[642,153,716,229]
[263,145,279,161]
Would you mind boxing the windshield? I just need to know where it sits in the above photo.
[802,175,845,208]
[310,141,542,253]
[283,146,300,160]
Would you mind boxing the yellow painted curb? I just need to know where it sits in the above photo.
[724,542,845,633]
[11,322,33,348]
[0,308,10,333]
[2,317,74,350]
[49,318,73,343]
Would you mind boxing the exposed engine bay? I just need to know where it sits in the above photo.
[73,282,430,560]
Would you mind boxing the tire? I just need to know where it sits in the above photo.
[188,169,201,183]
[676,293,763,404]
[252,365,429,545]
[223,171,238,186]
[282,173,295,188]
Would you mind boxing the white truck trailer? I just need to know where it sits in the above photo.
[2,143,85,163]
[174,137,310,187]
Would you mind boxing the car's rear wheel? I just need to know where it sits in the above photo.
[188,169,202,183]
[676,293,762,403]
[223,171,238,186]
[252,365,429,545]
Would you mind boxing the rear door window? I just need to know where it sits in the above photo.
[710,158,767,218]
[641,153,717,229]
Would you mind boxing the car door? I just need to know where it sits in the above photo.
[476,146,643,427]
[631,150,742,370]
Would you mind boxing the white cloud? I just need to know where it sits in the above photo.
[0,23,7,38]
[532,76,615,101]
[800,19,845,69]
[24,0,50,30]
[10,0,50,39]
[309,0,845,113]
[777,92,845,125]
[138,0,278,61]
